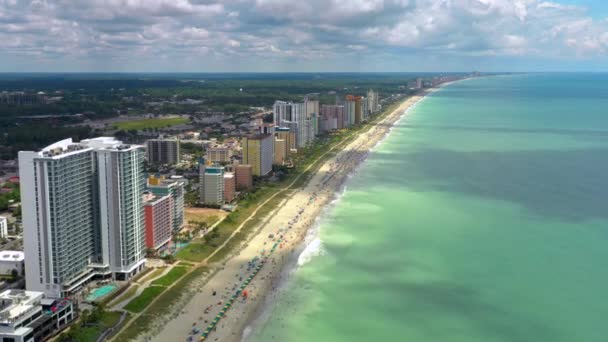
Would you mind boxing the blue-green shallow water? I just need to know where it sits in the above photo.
[248,74,608,342]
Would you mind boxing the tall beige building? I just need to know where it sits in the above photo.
[242,134,273,176]
[274,138,286,165]
[276,127,296,152]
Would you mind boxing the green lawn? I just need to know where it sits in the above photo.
[137,267,166,284]
[150,267,189,287]
[175,240,216,262]
[107,284,139,307]
[124,286,166,313]
[113,117,188,130]
[57,310,124,342]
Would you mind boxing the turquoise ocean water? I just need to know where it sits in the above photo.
[248,74,608,342]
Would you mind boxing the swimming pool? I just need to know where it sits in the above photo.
[86,284,117,302]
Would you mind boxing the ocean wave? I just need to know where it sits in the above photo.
[297,237,324,266]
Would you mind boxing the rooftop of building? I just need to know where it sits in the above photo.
[36,138,91,159]
[0,251,24,262]
[204,166,224,174]
[0,290,44,325]
[244,133,272,140]
[147,175,185,188]
[81,137,141,152]
[30,137,141,159]
[143,192,171,205]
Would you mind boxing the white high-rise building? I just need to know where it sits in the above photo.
[19,137,146,297]
[82,138,146,280]
[344,100,356,127]
[305,99,319,136]
[273,99,318,147]
[367,90,380,115]
[242,135,273,177]
[199,164,225,205]
[0,216,7,240]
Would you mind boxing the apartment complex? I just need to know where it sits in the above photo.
[19,137,146,297]
[146,139,180,165]
[206,146,232,163]
[241,134,273,176]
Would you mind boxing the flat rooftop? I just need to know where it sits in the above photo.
[0,251,24,262]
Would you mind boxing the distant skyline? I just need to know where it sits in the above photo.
[1,0,607,72]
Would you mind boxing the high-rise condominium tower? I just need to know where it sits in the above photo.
[19,137,146,297]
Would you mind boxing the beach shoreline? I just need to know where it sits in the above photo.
[146,87,443,342]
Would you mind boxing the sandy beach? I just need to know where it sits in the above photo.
[145,89,434,342]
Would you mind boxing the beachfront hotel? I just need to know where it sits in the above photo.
[345,95,363,125]
[241,134,273,176]
[199,163,225,205]
[143,192,173,251]
[274,137,287,165]
[273,99,319,147]
[320,104,345,131]
[224,173,236,203]
[235,164,253,190]
[86,137,146,281]
[19,137,147,298]
[367,89,380,117]
[147,176,186,232]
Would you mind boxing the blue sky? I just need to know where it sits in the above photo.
[1,0,607,72]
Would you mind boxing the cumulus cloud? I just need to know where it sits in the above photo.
[0,0,607,70]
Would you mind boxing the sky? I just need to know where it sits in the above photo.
[1,0,607,72]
